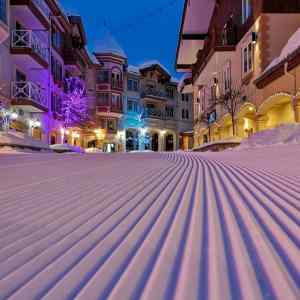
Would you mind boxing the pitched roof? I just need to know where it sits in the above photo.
[94,32,127,58]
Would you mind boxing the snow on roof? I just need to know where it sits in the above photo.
[127,65,140,75]
[171,77,180,84]
[87,50,99,64]
[94,32,127,58]
[0,146,299,298]
[262,28,300,75]
[139,60,171,75]
[178,72,192,92]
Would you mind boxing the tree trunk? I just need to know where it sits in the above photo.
[231,114,236,136]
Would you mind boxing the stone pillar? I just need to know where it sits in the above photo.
[159,134,165,152]
[293,95,300,123]
[236,119,245,138]
[256,115,268,132]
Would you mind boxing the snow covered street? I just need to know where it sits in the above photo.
[0,148,299,300]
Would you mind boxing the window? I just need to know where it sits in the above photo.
[165,106,174,118]
[98,93,109,106]
[0,0,7,24]
[127,100,138,112]
[112,70,122,89]
[51,93,62,114]
[182,109,189,120]
[181,94,189,102]
[242,42,253,76]
[97,70,109,83]
[107,119,117,132]
[242,0,252,24]
[112,94,122,108]
[223,63,231,92]
[128,79,139,91]
[51,27,63,50]
[166,87,174,98]
[51,56,63,82]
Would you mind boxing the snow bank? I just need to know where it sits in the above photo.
[0,131,50,150]
[237,124,300,150]
[50,144,84,153]
[193,137,242,152]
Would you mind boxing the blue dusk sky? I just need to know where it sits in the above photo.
[60,0,184,77]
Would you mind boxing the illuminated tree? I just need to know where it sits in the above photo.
[62,76,87,128]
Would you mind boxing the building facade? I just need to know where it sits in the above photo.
[89,41,194,152]
[176,0,300,148]
[0,0,92,146]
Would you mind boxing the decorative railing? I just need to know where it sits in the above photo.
[11,30,48,63]
[32,0,50,17]
[141,88,168,100]
[143,108,175,120]
[96,105,123,114]
[11,81,48,107]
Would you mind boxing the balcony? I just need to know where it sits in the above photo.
[143,108,175,121]
[10,0,50,29]
[141,88,169,101]
[11,30,48,68]
[96,80,123,92]
[11,81,48,112]
[96,105,123,118]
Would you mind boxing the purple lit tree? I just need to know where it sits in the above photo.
[62,76,87,128]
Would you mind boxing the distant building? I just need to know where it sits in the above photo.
[88,36,194,152]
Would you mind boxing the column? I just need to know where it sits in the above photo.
[236,119,245,138]
[256,115,268,132]
[159,133,165,152]
[293,95,300,123]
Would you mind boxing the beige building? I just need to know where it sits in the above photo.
[176,0,300,148]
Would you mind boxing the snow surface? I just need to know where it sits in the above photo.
[0,148,299,299]
[236,124,300,150]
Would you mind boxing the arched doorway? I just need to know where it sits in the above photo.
[151,133,159,151]
[257,94,294,131]
[88,140,97,148]
[126,129,139,152]
[50,133,56,145]
[165,134,174,151]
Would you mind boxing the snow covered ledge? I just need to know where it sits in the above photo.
[193,138,242,152]
[0,131,51,152]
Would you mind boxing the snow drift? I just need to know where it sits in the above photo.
[237,123,300,149]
